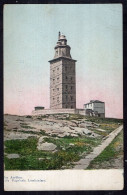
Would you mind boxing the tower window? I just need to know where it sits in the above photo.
[57,68,59,71]
[65,67,67,71]
[57,96,59,102]
[57,77,59,80]
[71,105,73,108]
[71,77,72,80]
[53,97,55,100]
[66,95,68,99]
[71,96,73,101]
[57,88,59,91]
[71,86,73,90]
[53,69,55,72]
[66,85,68,89]
[66,76,68,80]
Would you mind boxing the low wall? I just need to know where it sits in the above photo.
[32,108,85,116]
[32,108,105,117]
[32,109,76,116]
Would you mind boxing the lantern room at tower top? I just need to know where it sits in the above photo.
[48,32,77,61]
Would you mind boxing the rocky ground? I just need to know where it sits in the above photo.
[4,113,123,170]
[4,114,100,140]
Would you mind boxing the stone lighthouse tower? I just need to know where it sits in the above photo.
[49,32,76,109]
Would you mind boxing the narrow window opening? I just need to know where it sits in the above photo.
[57,96,59,102]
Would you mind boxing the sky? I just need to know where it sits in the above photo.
[4,4,123,118]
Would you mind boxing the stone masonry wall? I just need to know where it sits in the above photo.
[50,58,76,109]
[62,58,76,108]
[50,60,63,108]
[32,108,77,116]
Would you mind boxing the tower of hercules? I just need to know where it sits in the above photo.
[49,32,76,109]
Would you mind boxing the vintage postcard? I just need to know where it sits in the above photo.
[4,4,123,191]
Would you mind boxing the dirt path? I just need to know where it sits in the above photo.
[73,125,123,169]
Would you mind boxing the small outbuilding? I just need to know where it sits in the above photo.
[34,106,45,111]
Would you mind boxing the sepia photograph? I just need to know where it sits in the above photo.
[4,4,123,190]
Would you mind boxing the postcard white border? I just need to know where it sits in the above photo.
[4,169,123,191]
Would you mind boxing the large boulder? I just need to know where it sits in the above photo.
[37,142,57,151]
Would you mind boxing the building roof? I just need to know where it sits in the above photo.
[84,100,104,105]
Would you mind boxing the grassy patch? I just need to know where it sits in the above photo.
[4,137,38,155]
[20,123,35,129]
[87,130,123,169]
[26,115,32,118]
[44,136,101,149]
[4,134,102,170]
[19,130,38,134]
[18,129,50,136]
[89,128,108,137]
[98,123,119,133]
[85,116,123,125]
[86,116,123,135]
[94,130,108,137]
[40,130,49,136]
[66,114,85,121]
[36,115,47,120]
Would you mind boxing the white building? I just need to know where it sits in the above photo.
[84,100,105,117]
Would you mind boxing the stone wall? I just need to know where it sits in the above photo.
[32,108,85,116]
[50,60,63,109]
[32,108,76,116]
[32,108,105,118]
[62,58,76,108]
